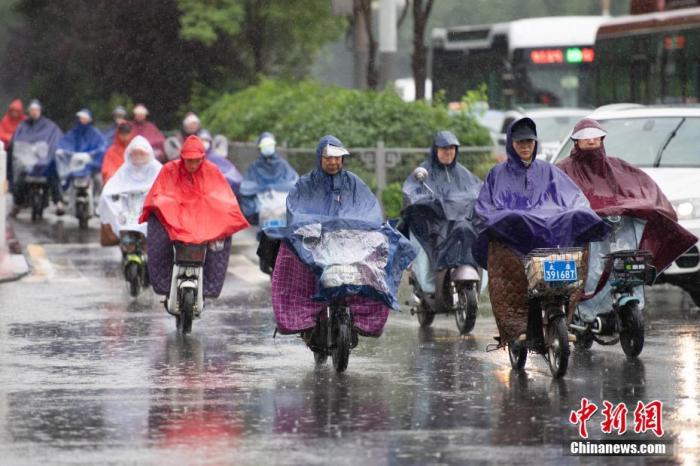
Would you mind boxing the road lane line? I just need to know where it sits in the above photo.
[26,244,53,279]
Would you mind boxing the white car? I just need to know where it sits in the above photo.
[497,108,592,161]
[551,106,700,306]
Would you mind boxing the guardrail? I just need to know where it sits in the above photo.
[228,140,495,208]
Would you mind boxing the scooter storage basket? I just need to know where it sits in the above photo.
[524,247,584,291]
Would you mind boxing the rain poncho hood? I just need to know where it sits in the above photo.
[0,99,25,146]
[139,157,249,243]
[401,130,482,269]
[240,132,299,196]
[557,118,697,272]
[474,117,609,268]
[99,136,162,236]
[269,135,415,308]
[9,114,63,182]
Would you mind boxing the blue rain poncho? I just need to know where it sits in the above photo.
[268,135,415,308]
[239,132,299,220]
[56,119,107,179]
[401,130,482,270]
[8,116,63,185]
[473,117,609,269]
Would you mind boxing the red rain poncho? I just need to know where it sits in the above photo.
[557,118,697,272]
[101,132,133,184]
[0,99,25,147]
[139,137,249,243]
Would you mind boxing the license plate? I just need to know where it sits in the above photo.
[543,260,577,282]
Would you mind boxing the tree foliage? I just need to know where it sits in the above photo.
[2,0,345,127]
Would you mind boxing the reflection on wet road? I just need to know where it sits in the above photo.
[0,215,699,464]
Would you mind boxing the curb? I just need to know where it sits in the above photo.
[0,223,30,284]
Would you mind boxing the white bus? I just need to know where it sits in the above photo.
[431,16,607,109]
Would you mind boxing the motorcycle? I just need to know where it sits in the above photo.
[57,150,95,229]
[507,247,585,378]
[12,141,52,221]
[113,190,149,297]
[405,167,481,335]
[569,216,654,357]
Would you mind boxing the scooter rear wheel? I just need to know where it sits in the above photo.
[455,284,478,335]
[547,317,570,378]
[620,302,644,358]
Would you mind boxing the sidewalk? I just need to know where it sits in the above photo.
[0,222,30,283]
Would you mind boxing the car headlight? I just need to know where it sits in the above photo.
[673,199,700,220]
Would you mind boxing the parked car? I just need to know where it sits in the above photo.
[551,106,700,306]
[497,108,591,161]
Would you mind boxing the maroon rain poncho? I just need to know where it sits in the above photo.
[557,118,697,272]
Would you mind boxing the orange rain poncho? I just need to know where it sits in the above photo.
[139,136,249,243]
[101,131,133,184]
[0,99,26,147]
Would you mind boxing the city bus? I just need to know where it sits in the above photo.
[593,6,700,105]
[430,16,606,109]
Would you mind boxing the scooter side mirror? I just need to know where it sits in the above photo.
[413,167,429,182]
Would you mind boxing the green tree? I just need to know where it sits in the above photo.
[177,0,346,78]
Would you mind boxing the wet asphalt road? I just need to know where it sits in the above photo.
[1,211,700,465]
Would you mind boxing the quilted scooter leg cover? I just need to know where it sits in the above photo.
[487,241,529,345]
[146,215,232,298]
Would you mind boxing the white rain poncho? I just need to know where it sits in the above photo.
[98,135,162,237]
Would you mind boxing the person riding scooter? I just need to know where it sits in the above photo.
[401,130,483,333]
[8,99,64,218]
[474,117,609,376]
[240,132,299,274]
[267,135,414,371]
[139,136,249,330]
[98,136,162,296]
[557,118,697,355]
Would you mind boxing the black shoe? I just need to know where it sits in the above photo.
[9,205,20,218]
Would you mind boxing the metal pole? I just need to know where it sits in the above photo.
[0,141,6,250]
[375,140,386,212]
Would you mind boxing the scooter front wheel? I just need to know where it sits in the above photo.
[416,300,435,328]
[126,262,141,297]
[455,284,478,335]
[620,302,644,358]
[508,341,527,370]
[179,288,195,335]
[332,309,351,373]
[547,317,570,378]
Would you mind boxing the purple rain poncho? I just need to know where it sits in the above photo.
[473,117,609,268]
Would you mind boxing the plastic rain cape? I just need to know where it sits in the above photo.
[473,117,609,269]
[9,116,63,182]
[240,133,299,196]
[56,121,107,179]
[401,138,482,270]
[139,158,249,243]
[557,119,697,273]
[267,135,415,308]
[98,136,162,236]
